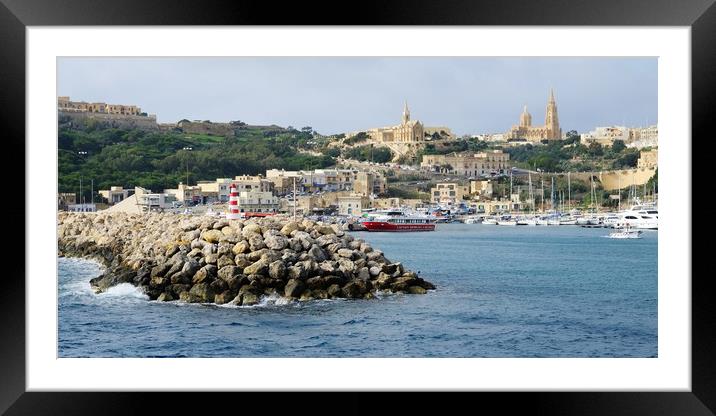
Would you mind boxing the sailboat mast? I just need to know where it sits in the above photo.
[567,172,571,212]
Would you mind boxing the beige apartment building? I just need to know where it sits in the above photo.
[469,180,494,197]
[98,186,133,205]
[430,182,469,206]
[353,171,387,197]
[421,150,510,177]
[237,191,279,213]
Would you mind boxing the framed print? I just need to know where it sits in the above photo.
[3,0,712,414]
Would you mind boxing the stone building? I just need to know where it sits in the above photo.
[237,191,279,213]
[430,182,469,206]
[346,102,455,161]
[366,102,425,143]
[469,180,494,197]
[353,171,387,197]
[338,195,369,216]
[637,149,658,168]
[506,89,562,142]
[58,96,142,116]
[580,126,629,147]
[421,150,510,177]
[98,186,133,205]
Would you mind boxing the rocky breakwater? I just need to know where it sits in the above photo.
[57,212,436,306]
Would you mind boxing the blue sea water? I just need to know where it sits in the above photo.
[58,224,657,357]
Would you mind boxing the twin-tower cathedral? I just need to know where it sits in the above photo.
[506,88,562,142]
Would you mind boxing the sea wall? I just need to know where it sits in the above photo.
[57,212,435,305]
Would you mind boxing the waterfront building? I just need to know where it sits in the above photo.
[67,203,97,212]
[469,180,494,197]
[353,171,387,197]
[58,192,77,210]
[421,150,510,177]
[58,96,143,116]
[237,190,279,213]
[431,182,469,207]
[98,186,133,205]
[266,168,361,194]
[637,148,658,168]
[469,199,520,215]
[164,183,204,205]
[505,89,562,142]
[338,195,369,216]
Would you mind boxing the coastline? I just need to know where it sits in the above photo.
[57,212,436,306]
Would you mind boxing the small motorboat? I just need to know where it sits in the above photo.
[607,225,642,239]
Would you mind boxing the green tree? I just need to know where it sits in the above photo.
[611,139,626,153]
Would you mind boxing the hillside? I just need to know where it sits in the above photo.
[58,121,335,201]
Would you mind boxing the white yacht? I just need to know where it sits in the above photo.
[617,202,658,230]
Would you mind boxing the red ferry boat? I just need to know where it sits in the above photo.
[361,211,436,232]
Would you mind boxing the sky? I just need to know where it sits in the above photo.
[58,57,657,136]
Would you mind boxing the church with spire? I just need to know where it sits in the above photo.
[360,101,455,143]
[506,89,562,142]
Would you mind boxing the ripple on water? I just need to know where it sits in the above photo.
[58,226,657,358]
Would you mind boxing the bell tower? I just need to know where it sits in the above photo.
[402,100,410,124]
[545,88,561,139]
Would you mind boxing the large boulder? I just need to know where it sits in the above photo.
[188,283,215,302]
[243,259,268,276]
[308,244,328,262]
[217,265,241,282]
[407,286,428,295]
[216,254,235,269]
[241,223,262,238]
[192,264,217,284]
[327,283,342,298]
[232,240,250,255]
[284,279,305,298]
[280,221,301,236]
[337,248,354,259]
[248,234,266,251]
[268,260,286,280]
[201,229,224,244]
[239,292,260,306]
[264,233,288,251]
[315,225,335,235]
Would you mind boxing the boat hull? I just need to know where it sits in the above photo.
[362,221,436,232]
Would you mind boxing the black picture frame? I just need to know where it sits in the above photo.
[2,0,710,414]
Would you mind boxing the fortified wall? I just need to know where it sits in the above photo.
[569,167,657,191]
[59,111,159,131]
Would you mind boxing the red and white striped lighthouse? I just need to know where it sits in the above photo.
[226,183,240,220]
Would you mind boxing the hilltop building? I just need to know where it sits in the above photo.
[58,96,144,116]
[580,125,658,149]
[421,150,510,177]
[346,102,455,161]
[506,89,562,142]
[637,149,658,168]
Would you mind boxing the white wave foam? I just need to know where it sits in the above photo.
[98,283,149,300]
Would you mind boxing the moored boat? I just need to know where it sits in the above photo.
[362,211,436,232]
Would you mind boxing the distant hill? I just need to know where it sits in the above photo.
[58,122,335,200]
